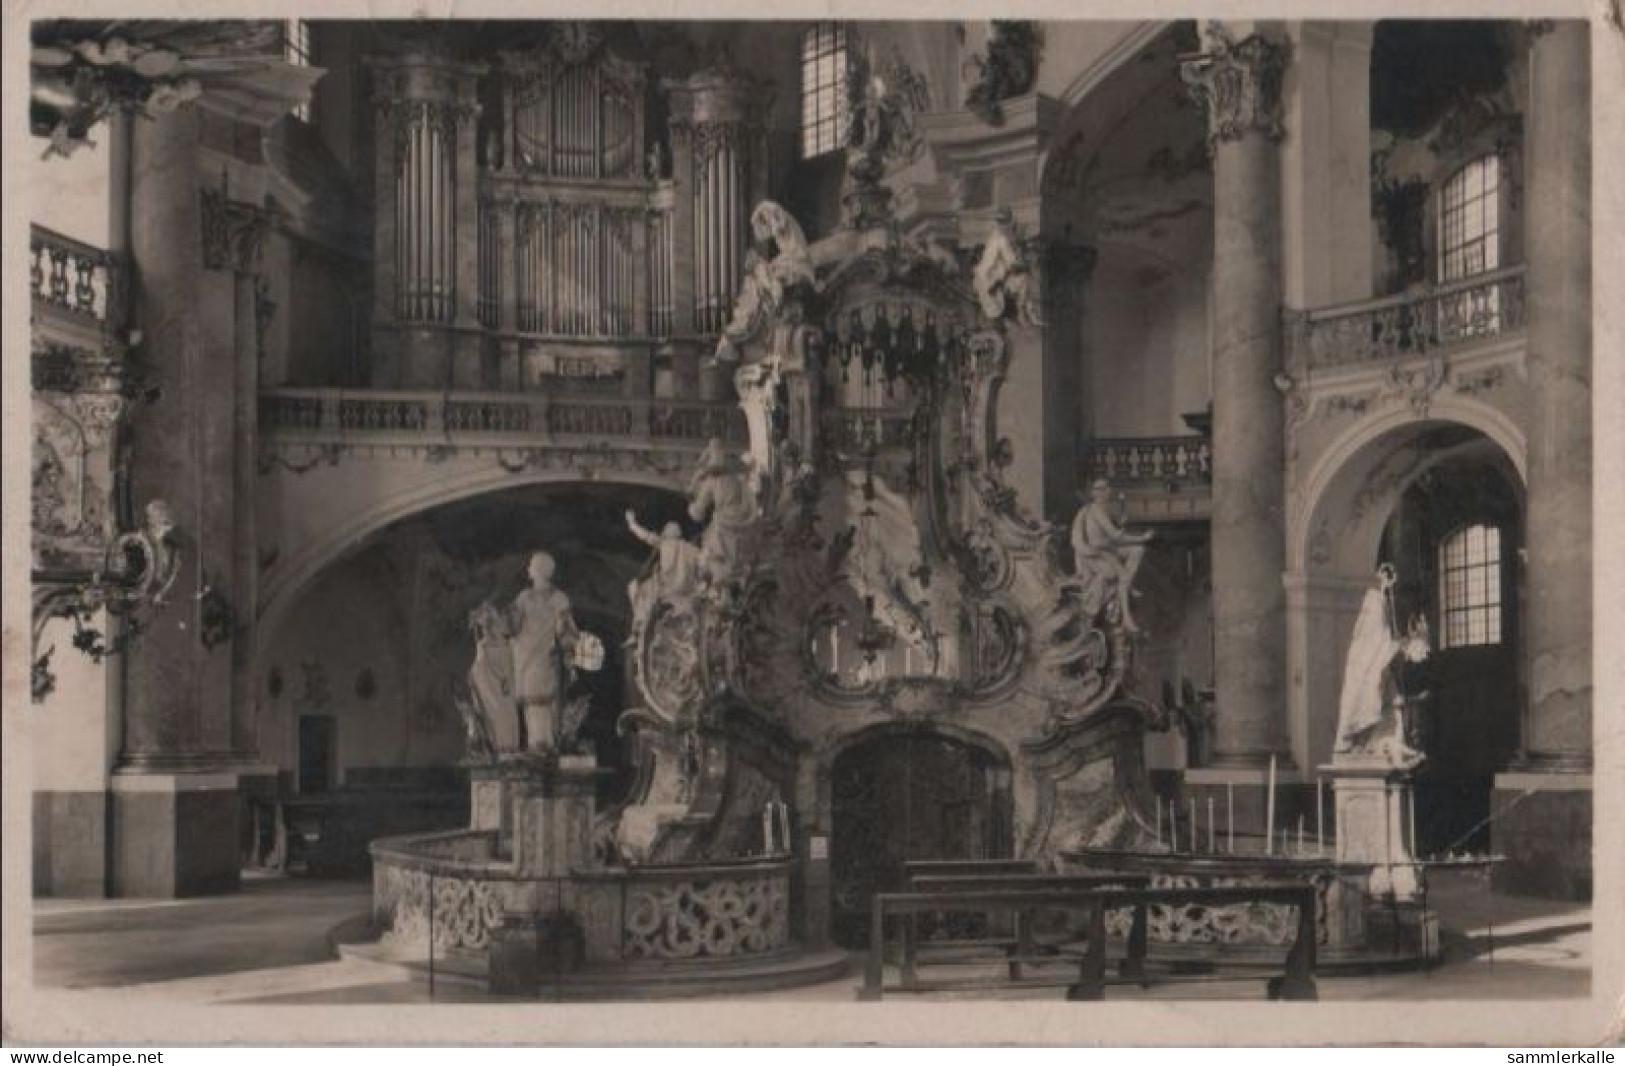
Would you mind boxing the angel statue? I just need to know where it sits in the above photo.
[624,509,703,638]
[712,201,817,366]
[1333,563,1427,769]
[972,217,1043,327]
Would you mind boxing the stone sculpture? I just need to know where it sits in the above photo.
[1067,479,1152,633]
[687,439,759,590]
[1333,563,1426,768]
[624,510,703,637]
[462,552,603,758]
[713,202,816,365]
[972,219,1042,327]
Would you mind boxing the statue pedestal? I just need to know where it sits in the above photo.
[484,754,604,995]
[1325,759,1421,903]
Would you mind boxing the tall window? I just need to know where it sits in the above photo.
[800,23,849,159]
[1438,523,1502,649]
[284,20,313,122]
[1438,154,1499,282]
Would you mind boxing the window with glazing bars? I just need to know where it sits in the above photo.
[1438,154,1500,282]
[284,20,313,121]
[1438,523,1502,649]
[801,23,849,159]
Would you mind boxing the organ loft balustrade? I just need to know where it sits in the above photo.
[364,31,767,399]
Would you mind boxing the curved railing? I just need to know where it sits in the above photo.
[369,831,791,963]
[1293,265,1526,369]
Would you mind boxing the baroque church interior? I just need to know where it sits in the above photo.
[22,16,1595,1003]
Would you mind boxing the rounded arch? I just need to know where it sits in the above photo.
[818,718,1015,783]
[1290,398,1527,574]
[258,466,688,659]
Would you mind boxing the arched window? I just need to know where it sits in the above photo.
[800,23,849,159]
[1438,154,1500,283]
[1438,523,1502,648]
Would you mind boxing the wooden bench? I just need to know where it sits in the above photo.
[903,859,1044,878]
[861,881,1318,1002]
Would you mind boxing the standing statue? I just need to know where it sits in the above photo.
[461,598,517,756]
[713,202,817,365]
[1333,564,1426,767]
[462,551,604,759]
[1068,479,1153,633]
[624,510,703,636]
[687,439,759,590]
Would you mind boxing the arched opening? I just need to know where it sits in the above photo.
[1376,454,1522,853]
[253,481,689,873]
[1298,418,1524,856]
[825,726,1013,947]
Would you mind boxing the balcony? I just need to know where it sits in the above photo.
[1084,436,1211,524]
[31,225,127,353]
[259,388,748,450]
[1293,265,1525,370]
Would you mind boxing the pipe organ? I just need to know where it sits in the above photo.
[369,30,767,394]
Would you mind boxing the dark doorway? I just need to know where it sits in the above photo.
[828,731,1009,947]
[297,715,338,795]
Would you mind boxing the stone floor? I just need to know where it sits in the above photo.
[30,869,1589,1004]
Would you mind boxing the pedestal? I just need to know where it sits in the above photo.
[1326,760,1420,903]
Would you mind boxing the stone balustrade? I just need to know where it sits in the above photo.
[30,224,127,341]
[1293,265,1526,369]
[259,387,748,445]
[369,830,791,965]
[1086,436,1212,488]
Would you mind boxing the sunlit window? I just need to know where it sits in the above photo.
[801,23,849,160]
[1438,154,1499,283]
[284,20,313,122]
[1438,523,1502,648]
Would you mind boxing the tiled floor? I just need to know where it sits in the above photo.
[30,868,1589,1004]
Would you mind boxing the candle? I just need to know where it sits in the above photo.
[1407,788,1417,858]
[1330,784,1338,857]
[1297,814,1304,856]
[1227,783,1234,853]
[1265,755,1277,855]
[762,804,775,855]
[1317,777,1325,854]
[1155,798,1163,844]
[1189,799,1198,852]
[778,802,792,855]
[1207,796,1215,853]
[1169,797,1179,853]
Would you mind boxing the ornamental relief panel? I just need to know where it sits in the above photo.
[33,392,123,571]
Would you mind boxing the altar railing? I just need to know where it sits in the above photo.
[1292,265,1526,369]
[259,387,747,444]
[370,831,791,963]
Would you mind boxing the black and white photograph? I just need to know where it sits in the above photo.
[5,5,1621,1048]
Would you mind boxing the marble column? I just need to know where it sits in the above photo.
[1493,20,1591,901]
[115,107,246,895]
[1521,20,1591,770]
[1182,26,1291,768]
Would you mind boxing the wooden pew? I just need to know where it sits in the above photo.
[861,881,1318,1002]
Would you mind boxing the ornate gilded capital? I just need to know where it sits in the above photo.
[1180,28,1289,149]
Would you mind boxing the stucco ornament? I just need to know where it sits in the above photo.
[972,219,1043,326]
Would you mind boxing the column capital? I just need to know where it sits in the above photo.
[1181,27,1290,149]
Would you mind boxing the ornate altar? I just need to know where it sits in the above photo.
[607,206,1164,896]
